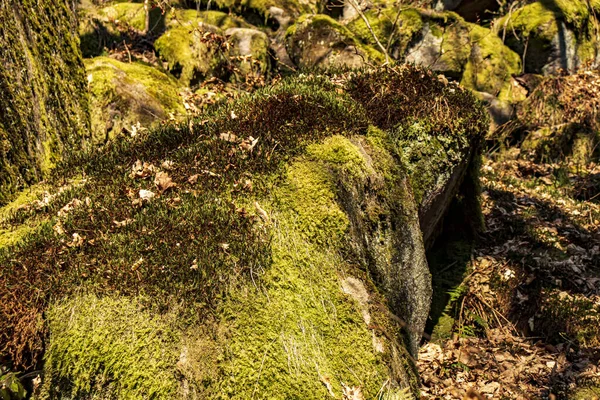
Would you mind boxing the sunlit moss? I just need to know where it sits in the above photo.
[42,294,181,399]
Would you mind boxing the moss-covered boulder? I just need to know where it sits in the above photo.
[0,0,90,204]
[385,10,522,101]
[0,66,486,398]
[495,0,600,74]
[339,7,521,100]
[86,57,185,143]
[155,9,269,86]
[286,14,383,69]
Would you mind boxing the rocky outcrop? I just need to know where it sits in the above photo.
[506,70,600,163]
[0,66,486,399]
[0,0,89,204]
[154,10,270,86]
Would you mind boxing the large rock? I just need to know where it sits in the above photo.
[0,0,90,204]
[77,1,166,57]
[0,66,486,399]
[507,70,600,163]
[495,0,600,74]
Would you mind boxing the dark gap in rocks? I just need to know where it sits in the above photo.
[323,0,345,20]
[452,0,500,23]
[424,159,482,341]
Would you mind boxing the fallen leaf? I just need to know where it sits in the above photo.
[67,233,84,247]
[219,132,237,142]
[130,160,155,179]
[155,171,176,194]
[58,198,82,217]
[113,219,133,227]
[139,189,155,202]
[341,383,364,400]
[188,174,199,184]
[53,222,65,236]
[131,257,144,271]
[239,136,259,152]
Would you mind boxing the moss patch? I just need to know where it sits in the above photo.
[219,137,402,398]
[42,294,180,399]
[461,23,522,101]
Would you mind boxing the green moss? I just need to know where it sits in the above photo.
[496,2,557,40]
[495,0,600,72]
[0,183,51,249]
[347,8,424,57]
[167,9,250,30]
[100,3,149,32]
[461,23,522,101]
[0,0,89,203]
[220,139,395,398]
[85,57,184,142]
[306,135,369,180]
[571,386,600,399]
[155,20,225,86]
[42,294,181,399]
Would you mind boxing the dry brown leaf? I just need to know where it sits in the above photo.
[155,171,176,194]
[67,233,84,248]
[219,132,237,142]
[188,174,199,184]
[130,160,155,179]
[58,198,82,217]
[239,136,259,152]
[341,383,364,400]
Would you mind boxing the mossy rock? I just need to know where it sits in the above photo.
[397,10,522,100]
[510,70,600,163]
[226,27,271,76]
[100,2,165,33]
[495,0,600,74]
[155,10,268,86]
[85,57,185,144]
[0,0,90,205]
[346,7,424,59]
[77,1,167,58]
[0,66,486,398]
[286,14,384,69]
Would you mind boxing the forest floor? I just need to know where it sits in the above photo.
[418,151,600,399]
